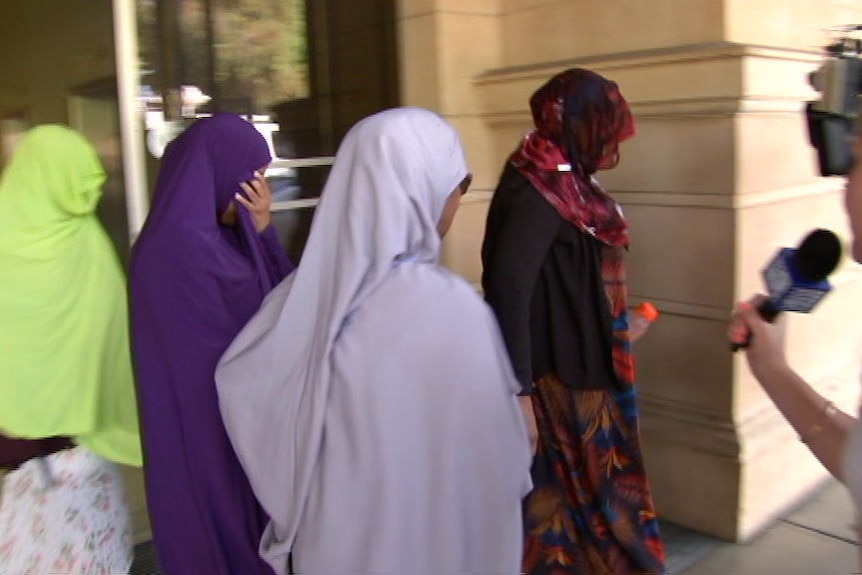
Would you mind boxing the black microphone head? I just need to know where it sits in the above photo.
[794,228,842,282]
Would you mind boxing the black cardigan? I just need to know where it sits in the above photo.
[481,165,620,395]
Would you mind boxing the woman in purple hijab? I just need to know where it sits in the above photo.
[129,113,294,575]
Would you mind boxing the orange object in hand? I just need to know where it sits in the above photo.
[635,301,660,323]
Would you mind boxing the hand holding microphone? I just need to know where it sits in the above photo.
[730,229,842,352]
[729,295,790,380]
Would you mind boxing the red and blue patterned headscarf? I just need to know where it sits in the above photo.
[509,68,635,247]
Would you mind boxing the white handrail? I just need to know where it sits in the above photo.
[271,198,320,211]
[269,156,335,169]
[267,156,492,213]
[267,157,331,212]
[271,190,491,213]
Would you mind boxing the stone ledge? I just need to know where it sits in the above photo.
[477,42,822,119]
[609,180,844,209]
[639,395,739,457]
[477,42,821,85]
[639,359,860,462]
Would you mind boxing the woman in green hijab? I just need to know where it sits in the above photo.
[0,125,142,574]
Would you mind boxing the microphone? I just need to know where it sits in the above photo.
[731,228,842,352]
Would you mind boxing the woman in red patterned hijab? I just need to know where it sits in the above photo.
[510,67,635,247]
[482,68,666,574]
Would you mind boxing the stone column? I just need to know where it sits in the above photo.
[397,0,862,541]
[397,0,505,284]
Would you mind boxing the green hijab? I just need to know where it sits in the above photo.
[0,125,141,467]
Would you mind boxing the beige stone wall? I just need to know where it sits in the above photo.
[397,0,862,541]
[500,0,725,65]
[398,0,506,282]
[725,0,862,49]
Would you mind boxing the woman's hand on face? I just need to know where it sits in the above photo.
[727,295,789,381]
[235,171,273,233]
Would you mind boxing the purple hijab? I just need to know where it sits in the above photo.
[130,113,293,575]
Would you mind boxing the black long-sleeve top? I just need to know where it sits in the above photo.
[481,164,621,395]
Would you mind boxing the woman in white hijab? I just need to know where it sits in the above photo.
[216,107,533,575]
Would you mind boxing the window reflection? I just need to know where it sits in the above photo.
[135,0,311,160]
[136,0,309,118]
[272,208,314,265]
[136,0,320,258]
[133,0,398,260]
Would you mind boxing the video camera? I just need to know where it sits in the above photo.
[806,26,862,176]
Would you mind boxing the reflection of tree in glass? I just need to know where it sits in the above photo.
[136,0,309,116]
[136,1,159,81]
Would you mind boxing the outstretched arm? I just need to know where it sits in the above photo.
[730,298,855,479]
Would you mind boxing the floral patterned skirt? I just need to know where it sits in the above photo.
[522,374,666,575]
[0,445,133,574]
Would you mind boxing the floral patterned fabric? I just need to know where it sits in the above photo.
[0,446,132,574]
[522,375,666,575]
